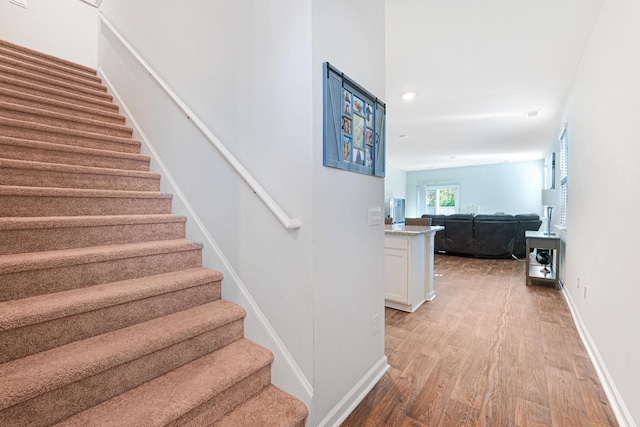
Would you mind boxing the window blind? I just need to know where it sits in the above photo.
[559,126,568,225]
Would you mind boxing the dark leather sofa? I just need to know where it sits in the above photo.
[416,213,541,258]
[512,214,543,258]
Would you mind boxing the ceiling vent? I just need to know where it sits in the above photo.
[525,110,541,118]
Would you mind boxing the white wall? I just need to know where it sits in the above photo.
[99,0,386,425]
[311,0,386,424]
[384,165,408,217]
[559,0,640,424]
[99,0,315,411]
[405,160,544,218]
[0,0,97,67]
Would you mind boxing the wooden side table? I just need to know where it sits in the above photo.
[525,230,561,289]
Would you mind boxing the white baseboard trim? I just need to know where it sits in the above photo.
[562,288,636,427]
[316,356,389,427]
[99,69,314,404]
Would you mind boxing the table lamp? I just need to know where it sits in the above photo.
[541,189,561,236]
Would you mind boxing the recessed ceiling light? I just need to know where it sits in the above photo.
[525,110,541,118]
[398,134,409,139]
[402,92,417,101]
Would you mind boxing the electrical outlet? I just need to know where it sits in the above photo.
[371,314,380,336]
[577,276,581,289]
[584,285,588,300]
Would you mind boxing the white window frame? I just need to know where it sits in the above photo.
[418,183,460,216]
[559,126,568,225]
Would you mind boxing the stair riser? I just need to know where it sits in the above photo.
[0,167,160,192]
[170,366,271,427]
[0,247,201,301]
[0,194,171,217]
[0,140,150,171]
[0,108,132,138]
[0,79,118,113]
[0,320,244,427]
[0,55,106,94]
[0,90,125,125]
[0,65,110,103]
[0,282,221,363]
[0,40,97,78]
[0,123,140,154]
[0,221,186,255]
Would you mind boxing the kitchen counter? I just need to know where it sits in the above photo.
[384,224,444,236]
[383,224,443,312]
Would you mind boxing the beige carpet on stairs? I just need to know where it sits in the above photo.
[0,38,307,427]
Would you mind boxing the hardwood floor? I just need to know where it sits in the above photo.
[341,255,617,427]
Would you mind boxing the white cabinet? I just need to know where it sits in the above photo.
[384,232,436,312]
[384,226,441,312]
[384,246,409,303]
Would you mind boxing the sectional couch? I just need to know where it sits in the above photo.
[405,213,541,258]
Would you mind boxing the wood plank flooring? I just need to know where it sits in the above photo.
[341,255,617,427]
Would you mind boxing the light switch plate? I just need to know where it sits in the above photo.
[368,207,382,226]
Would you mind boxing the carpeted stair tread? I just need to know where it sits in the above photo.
[0,135,150,171]
[0,39,97,77]
[0,158,160,191]
[0,185,169,198]
[0,182,167,197]
[212,385,308,427]
[0,54,107,93]
[0,214,184,231]
[0,158,158,181]
[0,100,133,137]
[0,185,172,217]
[0,239,199,276]
[0,267,222,332]
[0,116,140,153]
[0,64,110,101]
[53,339,272,427]
[0,240,204,301]
[0,299,247,412]
[0,74,119,113]
[0,214,186,254]
[0,86,125,125]
[0,267,223,362]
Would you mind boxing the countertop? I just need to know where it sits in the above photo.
[384,224,444,236]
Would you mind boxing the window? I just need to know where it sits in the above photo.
[421,184,459,215]
[559,126,568,225]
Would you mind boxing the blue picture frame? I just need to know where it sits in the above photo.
[323,62,386,177]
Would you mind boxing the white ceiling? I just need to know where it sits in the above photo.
[385,0,605,171]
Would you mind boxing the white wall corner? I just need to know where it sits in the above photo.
[562,288,636,427]
[315,356,389,427]
[99,69,314,407]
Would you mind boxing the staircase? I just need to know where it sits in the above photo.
[0,39,307,427]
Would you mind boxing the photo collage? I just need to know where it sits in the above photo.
[342,88,374,169]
